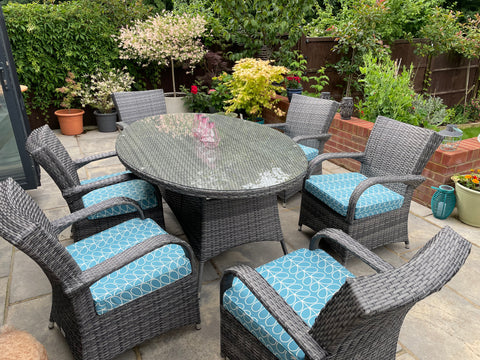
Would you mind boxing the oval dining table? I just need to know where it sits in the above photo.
[116,113,308,288]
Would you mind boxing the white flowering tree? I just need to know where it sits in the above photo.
[116,11,208,96]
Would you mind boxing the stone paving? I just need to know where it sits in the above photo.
[1,127,479,360]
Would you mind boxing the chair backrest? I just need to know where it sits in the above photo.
[361,116,442,193]
[0,178,80,285]
[112,89,167,126]
[285,94,340,149]
[25,125,80,190]
[309,226,471,359]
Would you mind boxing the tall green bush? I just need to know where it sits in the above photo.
[3,0,153,119]
[356,53,418,125]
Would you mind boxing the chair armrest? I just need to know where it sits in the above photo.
[310,228,395,273]
[51,197,145,234]
[61,172,136,202]
[307,152,365,177]
[292,133,331,144]
[264,123,286,131]
[73,151,118,169]
[345,174,425,222]
[220,265,328,360]
[65,234,196,297]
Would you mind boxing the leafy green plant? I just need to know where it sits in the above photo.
[180,82,212,113]
[80,68,135,114]
[4,0,153,121]
[225,58,287,119]
[356,53,417,125]
[209,73,233,112]
[411,95,451,127]
[212,0,315,66]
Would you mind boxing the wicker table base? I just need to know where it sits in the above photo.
[164,190,287,287]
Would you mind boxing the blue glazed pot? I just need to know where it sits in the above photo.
[286,88,303,102]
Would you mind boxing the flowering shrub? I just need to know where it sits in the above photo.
[452,169,480,192]
[180,82,212,113]
[55,72,82,109]
[80,68,135,113]
[116,11,208,94]
[225,58,288,119]
[285,76,302,89]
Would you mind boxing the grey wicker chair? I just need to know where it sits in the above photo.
[266,94,339,206]
[0,178,200,360]
[220,226,471,360]
[112,89,167,130]
[25,125,164,241]
[298,116,443,261]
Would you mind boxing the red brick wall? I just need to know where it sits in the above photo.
[263,97,480,207]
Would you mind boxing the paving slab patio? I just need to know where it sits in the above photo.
[1,127,479,359]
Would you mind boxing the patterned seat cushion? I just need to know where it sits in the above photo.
[66,218,191,315]
[80,170,131,185]
[305,172,404,220]
[82,179,158,219]
[223,248,354,360]
[297,144,319,162]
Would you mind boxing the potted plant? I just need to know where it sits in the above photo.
[285,75,303,102]
[225,58,287,122]
[80,68,135,132]
[55,72,84,136]
[451,169,480,227]
[116,11,208,113]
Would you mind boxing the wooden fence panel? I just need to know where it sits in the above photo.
[299,36,480,107]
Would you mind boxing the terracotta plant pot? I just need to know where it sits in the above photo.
[54,109,84,135]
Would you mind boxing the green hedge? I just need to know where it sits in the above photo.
[3,0,154,120]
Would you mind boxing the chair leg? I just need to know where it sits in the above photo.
[405,239,410,249]
[197,261,205,296]
[280,240,288,255]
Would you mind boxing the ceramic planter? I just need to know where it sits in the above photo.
[454,182,480,227]
[54,109,84,136]
[286,88,303,102]
[164,92,188,114]
[94,110,118,133]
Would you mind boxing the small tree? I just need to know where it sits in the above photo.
[116,11,208,96]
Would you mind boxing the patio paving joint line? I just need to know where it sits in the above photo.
[2,246,15,325]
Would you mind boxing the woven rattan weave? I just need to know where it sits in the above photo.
[112,89,167,130]
[298,116,443,261]
[116,113,308,286]
[0,178,200,360]
[220,227,471,360]
[25,125,164,241]
[266,94,339,205]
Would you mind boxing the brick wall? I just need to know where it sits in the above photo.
[263,97,480,207]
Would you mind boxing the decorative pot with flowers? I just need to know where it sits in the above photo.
[181,75,233,114]
[55,72,84,136]
[80,68,135,132]
[181,82,213,113]
[225,58,287,122]
[116,11,208,113]
[451,169,480,227]
[285,75,303,102]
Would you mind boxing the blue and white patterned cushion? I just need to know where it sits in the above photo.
[66,218,191,315]
[297,144,319,162]
[223,248,354,360]
[305,172,404,220]
[80,170,131,185]
[82,179,158,219]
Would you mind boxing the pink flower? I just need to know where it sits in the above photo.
[208,89,216,94]
[191,85,198,94]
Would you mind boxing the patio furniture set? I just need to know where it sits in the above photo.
[0,91,471,360]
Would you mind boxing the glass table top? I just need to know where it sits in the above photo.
[116,113,308,198]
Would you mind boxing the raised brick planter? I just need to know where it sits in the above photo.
[263,97,480,207]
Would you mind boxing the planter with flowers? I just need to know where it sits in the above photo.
[285,75,303,102]
[225,58,287,122]
[55,72,84,135]
[80,68,135,132]
[451,169,480,227]
[116,11,208,114]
